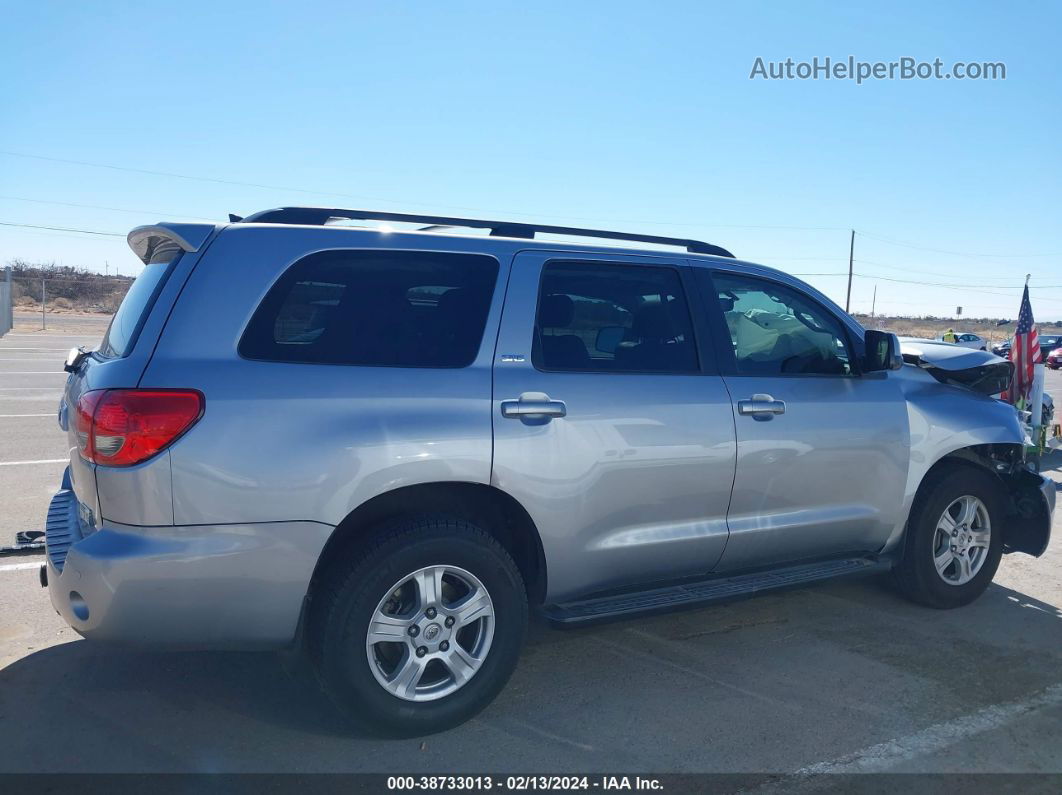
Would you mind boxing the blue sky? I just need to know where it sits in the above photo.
[2,1,1060,319]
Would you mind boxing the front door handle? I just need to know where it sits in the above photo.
[500,392,567,420]
[737,393,786,418]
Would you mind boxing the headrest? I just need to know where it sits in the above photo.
[633,303,676,341]
[539,294,575,328]
[437,287,471,314]
[719,295,735,312]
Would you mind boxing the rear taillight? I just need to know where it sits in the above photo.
[74,389,204,467]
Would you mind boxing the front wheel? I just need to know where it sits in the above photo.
[309,516,528,736]
[893,466,1004,609]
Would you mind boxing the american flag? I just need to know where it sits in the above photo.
[1008,283,1040,403]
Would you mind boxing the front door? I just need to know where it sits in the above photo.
[699,268,910,572]
[492,251,736,603]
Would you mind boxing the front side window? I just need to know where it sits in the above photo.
[240,250,498,368]
[532,261,699,374]
[711,272,852,376]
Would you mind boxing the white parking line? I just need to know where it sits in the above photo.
[0,459,67,466]
[0,371,65,375]
[0,359,64,362]
[0,414,54,418]
[793,683,1062,775]
[0,348,78,352]
[0,562,44,573]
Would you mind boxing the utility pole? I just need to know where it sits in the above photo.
[871,285,877,318]
[41,278,46,331]
[105,261,109,277]
[845,229,855,313]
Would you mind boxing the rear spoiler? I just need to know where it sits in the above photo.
[127,223,217,265]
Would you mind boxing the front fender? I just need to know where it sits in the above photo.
[883,368,1029,553]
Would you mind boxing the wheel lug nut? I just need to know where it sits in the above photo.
[444,616,455,628]
[408,625,419,637]
[425,607,437,619]
[416,646,427,658]
[440,641,449,652]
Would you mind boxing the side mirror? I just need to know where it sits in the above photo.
[595,326,626,355]
[864,330,903,372]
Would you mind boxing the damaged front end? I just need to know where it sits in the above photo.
[949,444,1057,557]
[899,338,1013,395]
[898,339,1055,557]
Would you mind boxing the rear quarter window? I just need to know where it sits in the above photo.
[98,255,179,358]
[239,250,499,368]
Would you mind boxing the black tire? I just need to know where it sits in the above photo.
[308,515,527,736]
[893,466,1004,609]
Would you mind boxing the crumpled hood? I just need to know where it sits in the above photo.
[898,338,1013,395]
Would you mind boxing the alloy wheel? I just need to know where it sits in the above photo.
[932,495,991,586]
[366,565,495,702]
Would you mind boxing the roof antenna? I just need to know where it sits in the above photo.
[228,213,244,223]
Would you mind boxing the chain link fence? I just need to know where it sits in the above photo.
[8,275,131,329]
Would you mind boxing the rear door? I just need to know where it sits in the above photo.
[697,267,910,572]
[492,251,736,603]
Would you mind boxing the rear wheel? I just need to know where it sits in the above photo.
[893,467,1004,609]
[309,516,527,736]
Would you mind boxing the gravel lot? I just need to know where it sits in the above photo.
[1,312,1060,776]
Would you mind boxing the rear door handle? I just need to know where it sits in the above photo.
[737,393,786,418]
[501,392,567,420]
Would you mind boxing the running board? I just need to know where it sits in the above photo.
[541,557,889,625]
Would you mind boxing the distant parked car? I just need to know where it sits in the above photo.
[992,335,1060,364]
[1040,335,1062,360]
[939,332,987,350]
[1047,347,1062,370]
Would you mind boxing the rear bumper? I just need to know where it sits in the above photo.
[45,473,333,648]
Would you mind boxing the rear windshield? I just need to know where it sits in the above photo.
[98,256,178,358]
[239,249,498,368]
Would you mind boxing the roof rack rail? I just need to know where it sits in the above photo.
[237,206,734,258]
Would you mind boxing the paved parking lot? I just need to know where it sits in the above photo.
[1,313,1060,776]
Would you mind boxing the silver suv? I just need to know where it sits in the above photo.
[45,208,1056,735]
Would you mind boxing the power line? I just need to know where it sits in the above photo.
[0,195,215,221]
[856,229,1061,259]
[0,149,849,231]
[853,257,1052,282]
[0,221,124,237]
[3,218,1061,298]
[5,150,1062,269]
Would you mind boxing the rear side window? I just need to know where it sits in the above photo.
[99,255,179,358]
[532,261,699,374]
[239,250,498,368]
